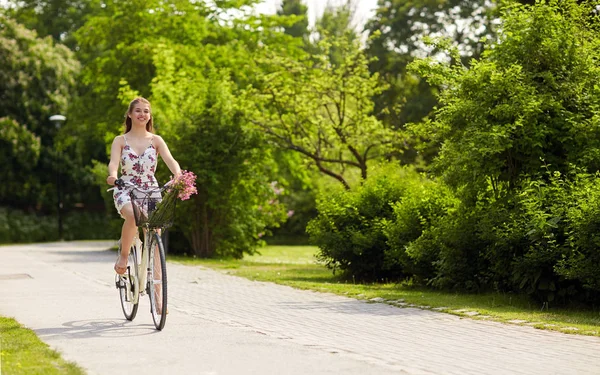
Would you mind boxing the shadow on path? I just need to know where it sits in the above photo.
[275,300,432,317]
[35,319,158,339]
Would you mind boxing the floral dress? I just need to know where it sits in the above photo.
[113,135,160,216]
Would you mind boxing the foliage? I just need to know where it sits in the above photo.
[0,117,41,206]
[0,15,80,210]
[386,175,459,282]
[310,0,358,66]
[4,0,101,49]
[307,163,455,281]
[0,15,79,144]
[152,64,288,258]
[404,0,600,302]
[510,170,600,302]
[277,0,309,40]
[364,0,497,164]
[409,0,600,198]
[366,0,495,59]
[556,174,600,294]
[251,35,394,189]
[0,207,116,243]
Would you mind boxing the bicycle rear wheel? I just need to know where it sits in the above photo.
[116,244,139,321]
[148,231,167,330]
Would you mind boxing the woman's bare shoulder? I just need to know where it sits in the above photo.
[112,134,126,145]
[153,134,167,145]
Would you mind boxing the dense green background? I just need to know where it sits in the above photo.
[2,0,600,304]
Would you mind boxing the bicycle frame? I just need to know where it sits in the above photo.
[132,227,159,304]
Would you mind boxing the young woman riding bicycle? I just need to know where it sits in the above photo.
[106,97,181,275]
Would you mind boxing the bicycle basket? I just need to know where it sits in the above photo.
[130,192,176,228]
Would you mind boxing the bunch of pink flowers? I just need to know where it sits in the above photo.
[168,170,198,200]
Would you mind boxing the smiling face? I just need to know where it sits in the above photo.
[123,97,154,133]
[129,102,151,127]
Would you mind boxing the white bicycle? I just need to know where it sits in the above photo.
[109,179,175,330]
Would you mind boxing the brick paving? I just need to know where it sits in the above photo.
[1,241,600,375]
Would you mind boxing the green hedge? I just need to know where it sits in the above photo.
[307,164,457,281]
[308,165,600,304]
[0,207,119,243]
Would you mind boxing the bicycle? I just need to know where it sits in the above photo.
[108,179,176,330]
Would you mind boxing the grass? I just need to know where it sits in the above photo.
[169,245,600,337]
[0,316,85,375]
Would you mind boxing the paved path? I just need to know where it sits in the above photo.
[1,242,599,375]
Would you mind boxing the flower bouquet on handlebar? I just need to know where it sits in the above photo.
[126,170,197,229]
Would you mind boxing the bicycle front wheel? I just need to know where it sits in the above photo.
[116,244,139,321]
[148,231,168,330]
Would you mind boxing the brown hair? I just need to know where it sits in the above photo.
[123,97,154,133]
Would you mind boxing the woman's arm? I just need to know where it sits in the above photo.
[155,135,181,178]
[106,136,124,185]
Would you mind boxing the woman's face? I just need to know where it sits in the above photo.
[129,102,151,127]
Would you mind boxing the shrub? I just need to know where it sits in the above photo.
[0,207,117,244]
[385,178,458,282]
[308,164,455,281]
[407,202,495,291]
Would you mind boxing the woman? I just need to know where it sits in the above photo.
[106,97,181,275]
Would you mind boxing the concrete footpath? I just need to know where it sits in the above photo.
[1,242,599,375]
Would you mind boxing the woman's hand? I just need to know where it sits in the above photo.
[107,176,118,186]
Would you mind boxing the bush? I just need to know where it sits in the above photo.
[557,175,600,296]
[307,164,455,281]
[385,178,458,283]
[406,202,496,291]
[0,207,117,243]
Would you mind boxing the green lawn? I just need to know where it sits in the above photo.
[170,245,600,337]
[0,316,85,375]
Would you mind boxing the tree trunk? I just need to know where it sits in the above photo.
[191,192,215,258]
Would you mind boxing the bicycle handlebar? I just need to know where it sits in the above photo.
[107,178,173,193]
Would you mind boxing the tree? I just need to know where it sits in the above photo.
[311,0,358,66]
[364,0,497,165]
[409,0,600,198]
[151,60,288,257]
[277,0,309,39]
[0,118,41,206]
[73,0,296,256]
[406,0,600,299]
[251,36,394,189]
[0,15,79,209]
[3,0,101,49]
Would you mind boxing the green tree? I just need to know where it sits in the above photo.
[73,0,297,255]
[70,0,300,167]
[251,36,394,189]
[406,0,600,300]
[3,0,100,49]
[0,16,79,209]
[364,0,497,165]
[409,0,600,198]
[277,0,309,39]
[0,118,41,206]
[151,59,287,257]
[312,0,358,66]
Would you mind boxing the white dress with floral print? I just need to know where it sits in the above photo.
[113,135,160,216]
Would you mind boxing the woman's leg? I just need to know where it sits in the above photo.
[115,203,136,274]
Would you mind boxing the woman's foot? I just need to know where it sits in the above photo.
[114,255,128,275]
